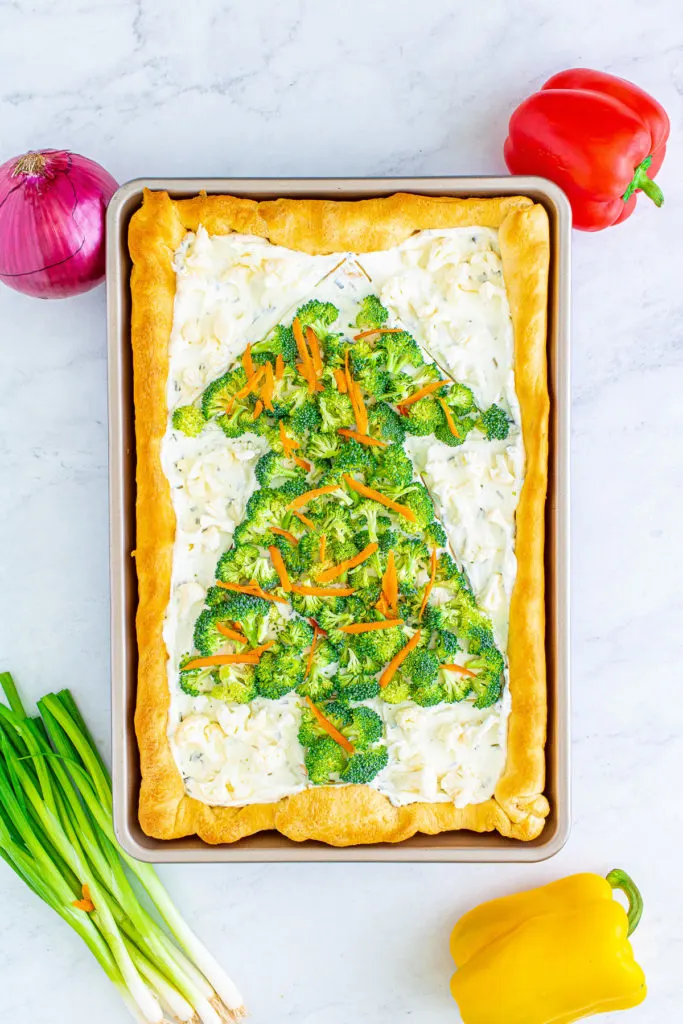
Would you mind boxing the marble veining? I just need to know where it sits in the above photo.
[0,1,682,1021]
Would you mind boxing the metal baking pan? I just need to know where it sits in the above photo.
[107,177,570,862]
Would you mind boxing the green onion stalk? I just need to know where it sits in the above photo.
[0,671,246,1024]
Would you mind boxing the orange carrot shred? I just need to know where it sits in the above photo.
[251,399,264,421]
[375,593,390,618]
[275,353,285,380]
[248,641,275,656]
[317,541,379,584]
[337,428,388,448]
[305,696,354,754]
[287,483,340,510]
[235,365,266,402]
[279,420,300,456]
[292,510,315,529]
[294,455,312,472]
[261,361,275,411]
[441,663,478,678]
[418,547,438,620]
[438,397,461,437]
[379,629,421,688]
[319,534,327,562]
[268,545,292,593]
[333,368,348,393]
[340,619,404,634]
[247,579,289,604]
[272,526,299,546]
[382,550,398,616]
[306,327,324,377]
[214,580,287,604]
[82,884,92,902]
[183,653,261,670]
[399,379,448,408]
[343,475,417,522]
[293,316,316,389]
[216,622,248,643]
[353,327,405,340]
[291,583,355,597]
[242,343,254,379]
[304,627,320,679]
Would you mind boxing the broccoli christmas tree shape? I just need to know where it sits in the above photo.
[173,296,510,786]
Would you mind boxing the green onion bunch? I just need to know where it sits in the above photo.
[0,671,245,1024]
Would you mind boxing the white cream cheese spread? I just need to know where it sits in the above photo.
[162,226,523,809]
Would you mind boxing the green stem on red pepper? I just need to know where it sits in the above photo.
[623,156,664,207]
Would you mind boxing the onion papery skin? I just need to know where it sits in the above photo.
[0,149,118,299]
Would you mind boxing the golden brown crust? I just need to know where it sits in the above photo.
[130,189,549,846]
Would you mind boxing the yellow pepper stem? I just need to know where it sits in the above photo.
[606,869,644,936]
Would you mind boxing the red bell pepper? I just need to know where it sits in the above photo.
[504,69,669,231]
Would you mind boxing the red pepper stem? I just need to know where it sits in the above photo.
[623,155,664,207]
[606,868,644,936]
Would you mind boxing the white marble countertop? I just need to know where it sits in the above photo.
[1,1,681,1021]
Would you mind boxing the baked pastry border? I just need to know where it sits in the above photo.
[129,189,550,846]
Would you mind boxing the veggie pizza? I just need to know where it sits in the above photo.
[129,190,550,845]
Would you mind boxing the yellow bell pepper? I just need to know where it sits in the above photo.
[450,869,646,1024]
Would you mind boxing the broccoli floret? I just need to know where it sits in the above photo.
[404,648,440,686]
[252,323,298,365]
[305,735,347,784]
[304,431,343,462]
[423,521,448,548]
[295,300,340,341]
[440,671,473,703]
[479,403,510,441]
[255,648,303,699]
[376,331,423,375]
[255,451,307,489]
[379,677,411,704]
[297,639,338,702]
[193,606,243,657]
[218,404,254,439]
[394,537,430,581]
[290,590,327,618]
[365,403,405,447]
[433,629,461,662]
[410,362,443,388]
[400,484,435,531]
[411,680,444,707]
[344,706,383,750]
[402,396,445,437]
[340,746,388,784]
[471,668,503,709]
[357,365,391,400]
[356,294,389,331]
[336,672,381,702]
[318,390,355,431]
[212,663,257,703]
[369,448,414,495]
[172,405,206,437]
[201,367,248,420]
[445,382,478,415]
[331,438,375,478]
[178,658,218,697]
[215,592,273,648]
[434,412,478,448]
[217,544,279,589]
[349,625,404,674]
[351,501,391,544]
[289,399,322,438]
[277,617,315,650]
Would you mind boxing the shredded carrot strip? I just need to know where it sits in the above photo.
[287,483,340,510]
[305,696,354,754]
[337,428,388,448]
[248,579,289,604]
[377,550,398,618]
[183,653,261,670]
[234,365,266,402]
[291,584,355,597]
[379,629,422,688]
[343,475,417,522]
[216,622,248,643]
[292,509,315,529]
[275,353,284,380]
[272,527,299,546]
[72,884,95,912]
[304,627,320,679]
[308,616,327,635]
[399,380,448,408]
[242,343,254,379]
[268,545,292,593]
[375,593,390,618]
[333,368,348,393]
[317,541,379,584]
[294,455,312,472]
[418,547,438,620]
[306,327,324,378]
[340,619,404,634]
[353,327,405,340]
[438,397,461,437]
[293,316,316,390]
[251,399,264,421]
[319,534,327,562]
[441,663,478,678]
[343,350,369,435]
[260,360,275,411]
[214,580,287,604]
[279,420,300,456]
[248,641,275,656]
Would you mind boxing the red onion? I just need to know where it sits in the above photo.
[0,149,118,299]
